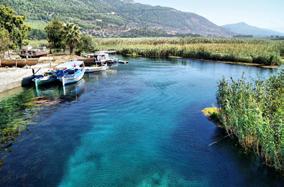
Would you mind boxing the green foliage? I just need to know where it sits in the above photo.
[28,40,48,48]
[0,5,30,49]
[45,20,83,54]
[217,71,284,170]
[202,107,220,123]
[26,20,47,30]
[96,37,284,66]
[76,34,95,55]
[26,20,47,40]
[63,23,81,54]
[0,89,36,145]
[0,28,11,56]
[45,19,65,51]
[0,0,229,36]
[28,29,47,40]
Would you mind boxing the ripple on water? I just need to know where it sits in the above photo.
[0,58,282,187]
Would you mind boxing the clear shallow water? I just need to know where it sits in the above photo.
[0,58,283,187]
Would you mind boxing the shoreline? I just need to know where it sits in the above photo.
[120,53,280,69]
[165,56,280,69]
[0,55,81,94]
[0,54,280,94]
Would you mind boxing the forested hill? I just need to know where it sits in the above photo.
[1,0,231,37]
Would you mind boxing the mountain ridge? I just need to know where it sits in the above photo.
[222,22,284,37]
[0,0,231,37]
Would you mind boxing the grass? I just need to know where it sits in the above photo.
[25,20,47,31]
[215,70,284,171]
[95,37,284,66]
[27,39,48,47]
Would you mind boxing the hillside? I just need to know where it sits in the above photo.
[223,22,284,37]
[0,0,231,37]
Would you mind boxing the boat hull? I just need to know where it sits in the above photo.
[34,78,57,86]
[85,65,108,73]
[58,69,85,86]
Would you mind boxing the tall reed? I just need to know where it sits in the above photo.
[95,37,284,66]
[217,70,284,170]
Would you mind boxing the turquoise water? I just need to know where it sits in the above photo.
[0,58,283,186]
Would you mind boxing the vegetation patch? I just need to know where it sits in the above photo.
[95,37,284,66]
[208,71,284,171]
[202,107,220,123]
[0,90,60,149]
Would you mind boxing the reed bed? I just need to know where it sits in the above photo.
[95,37,284,66]
[217,70,284,171]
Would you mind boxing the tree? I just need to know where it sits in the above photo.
[76,34,95,55]
[63,23,81,54]
[0,5,30,49]
[0,28,11,58]
[45,19,65,52]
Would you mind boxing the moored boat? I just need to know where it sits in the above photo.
[80,51,119,67]
[85,63,108,73]
[94,51,118,67]
[118,60,129,64]
[56,61,85,86]
[20,46,48,58]
[33,70,58,88]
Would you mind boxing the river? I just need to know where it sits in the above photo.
[0,58,282,187]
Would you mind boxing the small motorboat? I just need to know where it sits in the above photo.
[118,60,129,64]
[33,70,58,88]
[94,51,118,67]
[85,63,108,73]
[56,61,85,86]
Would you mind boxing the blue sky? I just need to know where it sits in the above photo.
[135,0,284,32]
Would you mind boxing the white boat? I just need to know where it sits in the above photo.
[56,61,85,86]
[118,60,129,64]
[33,70,58,88]
[94,51,118,67]
[85,63,108,73]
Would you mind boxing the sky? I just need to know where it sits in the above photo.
[135,0,284,32]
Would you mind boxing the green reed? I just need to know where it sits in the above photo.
[217,70,284,170]
[95,37,284,66]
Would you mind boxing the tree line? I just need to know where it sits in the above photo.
[45,20,94,54]
[0,5,95,57]
[0,5,30,55]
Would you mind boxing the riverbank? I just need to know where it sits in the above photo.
[95,37,284,66]
[203,71,284,171]
[0,55,81,93]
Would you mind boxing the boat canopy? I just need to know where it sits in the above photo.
[56,61,84,69]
